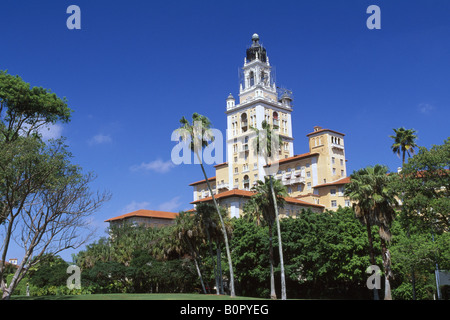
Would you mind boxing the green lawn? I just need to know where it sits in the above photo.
[12,293,265,300]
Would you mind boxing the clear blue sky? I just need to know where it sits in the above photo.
[1,0,449,261]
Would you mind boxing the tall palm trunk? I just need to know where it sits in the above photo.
[196,151,235,297]
[366,222,380,300]
[268,223,277,299]
[217,243,224,294]
[381,238,393,300]
[186,237,207,294]
[401,152,417,300]
[270,176,286,300]
[205,227,220,295]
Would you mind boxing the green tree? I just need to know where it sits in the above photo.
[0,138,110,300]
[389,126,419,298]
[173,211,208,294]
[176,113,235,297]
[246,176,287,300]
[250,120,287,300]
[0,70,72,143]
[390,127,418,166]
[345,165,398,300]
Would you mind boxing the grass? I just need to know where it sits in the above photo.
[12,293,265,300]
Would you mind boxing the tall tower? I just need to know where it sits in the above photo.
[226,34,295,190]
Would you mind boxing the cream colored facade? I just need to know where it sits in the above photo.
[190,34,351,215]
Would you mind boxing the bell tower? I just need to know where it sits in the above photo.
[225,34,295,190]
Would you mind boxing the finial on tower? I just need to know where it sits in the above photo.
[251,33,260,47]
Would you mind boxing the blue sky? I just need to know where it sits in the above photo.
[1,0,449,261]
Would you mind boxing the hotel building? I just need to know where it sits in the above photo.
[190,34,351,217]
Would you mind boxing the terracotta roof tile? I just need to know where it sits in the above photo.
[314,176,351,188]
[189,176,216,186]
[191,188,324,208]
[105,210,179,222]
[265,152,319,167]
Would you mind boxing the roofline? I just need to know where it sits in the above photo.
[189,176,217,186]
[191,189,325,208]
[314,177,351,188]
[105,210,179,222]
[264,152,319,167]
[306,128,345,137]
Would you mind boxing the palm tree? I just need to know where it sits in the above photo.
[390,127,418,165]
[177,113,235,297]
[345,165,398,300]
[196,202,221,295]
[247,177,287,300]
[389,127,418,299]
[173,211,207,294]
[250,120,287,300]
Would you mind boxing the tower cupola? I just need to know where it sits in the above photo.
[246,33,267,63]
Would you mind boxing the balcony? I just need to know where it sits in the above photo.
[281,176,305,186]
[331,143,344,150]
[217,182,229,189]
[240,144,249,152]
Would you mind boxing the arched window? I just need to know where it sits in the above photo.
[241,113,248,132]
[249,71,255,87]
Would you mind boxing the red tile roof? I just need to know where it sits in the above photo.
[214,162,228,168]
[189,176,216,186]
[105,210,179,222]
[191,188,324,208]
[191,189,254,204]
[314,176,351,188]
[265,152,319,167]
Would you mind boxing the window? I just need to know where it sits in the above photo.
[288,187,292,194]
[330,189,336,196]
[332,168,336,175]
[331,157,335,164]
[340,159,344,166]
[338,187,344,196]
[341,170,344,177]
[306,171,311,178]
[331,200,337,207]
[306,163,310,168]
[345,200,351,207]
[234,167,238,174]
[307,182,311,190]
[297,185,303,192]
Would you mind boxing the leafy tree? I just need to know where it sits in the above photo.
[173,211,208,294]
[0,70,72,143]
[245,176,287,299]
[176,113,235,297]
[345,165,398,299]
[27,254,69,288]
[394,138,450,231]
[390,126,419,298]
[0,138,110,299]
[280,208,379,299]
[230,218,270,298]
